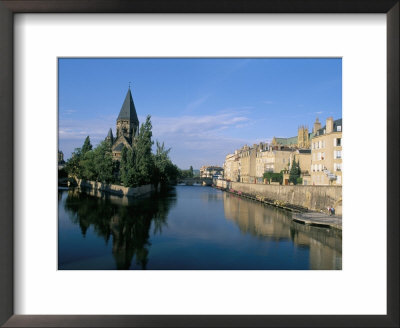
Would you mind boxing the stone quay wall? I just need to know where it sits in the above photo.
[74,179,154,198]
[215,180,342,215]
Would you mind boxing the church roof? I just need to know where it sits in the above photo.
[274,136,298,145]
[107,128,113,139]
[117,88,139,124]
[114,143,125,151]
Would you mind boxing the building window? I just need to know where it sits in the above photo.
[319,164,322,171]
[336,138,341,147]
[337,125,342,132]
[321,152,325,160]
[317,152,321,161]
[335,163,342,171]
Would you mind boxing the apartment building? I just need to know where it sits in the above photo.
[310,117,342,185]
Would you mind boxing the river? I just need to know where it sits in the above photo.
[58,185,342,270]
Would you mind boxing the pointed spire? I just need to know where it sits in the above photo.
[106,128,114,143]
[117,88,139,124]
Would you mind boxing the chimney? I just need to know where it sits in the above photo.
[326,117,334,134]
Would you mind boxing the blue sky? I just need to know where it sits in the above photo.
[59,58,341,169]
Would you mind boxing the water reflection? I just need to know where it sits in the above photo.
[223,193,342,269]
[62,188,176,269]
[59,186,342,270]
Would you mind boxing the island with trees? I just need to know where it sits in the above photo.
[64,115,192,196]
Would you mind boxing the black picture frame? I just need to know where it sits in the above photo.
[0,1,398,327]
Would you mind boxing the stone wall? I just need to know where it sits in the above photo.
[215,180,342,214]
[75,179,154,197]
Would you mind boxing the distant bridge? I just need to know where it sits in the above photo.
[177,177,213,186]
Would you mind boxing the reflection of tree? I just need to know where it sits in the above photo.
[64,188,176,269]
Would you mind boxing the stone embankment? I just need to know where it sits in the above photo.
[214,179,342,230]
[69,178,155,198]
[292,212,342,230]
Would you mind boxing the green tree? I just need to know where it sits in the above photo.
[93,140,114,183]
[65,147,82,177]
[134,115,154,186]
[154,140,175,185]
[120,147,137,186]
[81,136,93,154]
[66,136,94,179]
[189,166,194,178]
[80,150,96,181]
[263,171,283,184]
[289,157,301,185]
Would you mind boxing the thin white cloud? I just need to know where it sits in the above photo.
[185,94,211,112]
[59,111,259,168]
[152,113,250,136]
[61,109,77,115]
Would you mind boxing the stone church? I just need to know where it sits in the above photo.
[105,88,139,160]
[271,118,323,150]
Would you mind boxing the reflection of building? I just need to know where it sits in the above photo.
[222,192,342,269]
[200,165,224,178]
[310,117,342,185]
[105,88,140,160]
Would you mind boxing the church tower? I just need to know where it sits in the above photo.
[105,128,114,144]
[313,117,322,134]
[297,125,309,149]
[109,87,140,161]
[116,87,139,144]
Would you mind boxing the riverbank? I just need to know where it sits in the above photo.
[68,178,155,198]
[214,179,342,215]
[292,212,342,230]
[213,180,342,230]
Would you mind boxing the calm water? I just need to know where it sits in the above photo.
[58,186,342,270]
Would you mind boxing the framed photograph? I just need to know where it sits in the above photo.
[0,0,398,327]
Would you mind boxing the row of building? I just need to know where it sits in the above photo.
[223,117,342,186]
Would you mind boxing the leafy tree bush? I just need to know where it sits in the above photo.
[66,117,179,188]
[153,141,179,185]
[93,140,114,183]
[134,115,154,186]
[81,136,93,154]
[263,171,283,184]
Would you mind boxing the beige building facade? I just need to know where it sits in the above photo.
[238,145,257,183]
[222,116,342,186]
[310,117,342,185]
